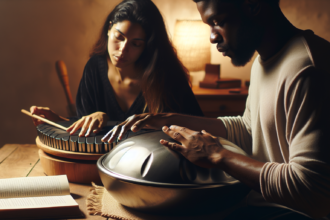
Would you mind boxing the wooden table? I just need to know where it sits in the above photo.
[0,144,110,220]
[192,86,249,117]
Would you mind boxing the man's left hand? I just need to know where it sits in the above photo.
[160,125,225,169]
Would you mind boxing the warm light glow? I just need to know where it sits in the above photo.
[173,20,211,72]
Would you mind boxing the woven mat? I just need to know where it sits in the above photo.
[86,183,236,220]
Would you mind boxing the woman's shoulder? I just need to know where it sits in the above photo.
[83,55,108,76]
[85,55,107,68]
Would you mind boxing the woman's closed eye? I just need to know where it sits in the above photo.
[132,41,144,47]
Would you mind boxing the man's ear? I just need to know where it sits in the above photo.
[243,0,261,17]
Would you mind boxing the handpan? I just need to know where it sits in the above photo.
[97,130,251,214]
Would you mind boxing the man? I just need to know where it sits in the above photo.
[102,0,330,219]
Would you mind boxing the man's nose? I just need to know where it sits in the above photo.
[210,28,223,44]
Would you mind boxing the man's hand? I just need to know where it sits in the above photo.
[101,113,174,143]
[67,112,109,137]
[160,125,226,169]
[161,125,264,192]
[30,106,66,126]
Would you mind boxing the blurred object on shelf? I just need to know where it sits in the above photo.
[199,64,241,89]
[245,80,250,88]
[229,88,242,94]
[216,78,241,89]
[199,64,220,88]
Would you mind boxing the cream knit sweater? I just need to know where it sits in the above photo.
[220,30,330,218]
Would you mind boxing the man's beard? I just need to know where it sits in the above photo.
[230,18,263,67]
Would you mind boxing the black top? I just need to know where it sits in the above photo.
[76,55,203,121]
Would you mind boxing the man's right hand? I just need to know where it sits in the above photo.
[30,106,64,126]
[101,113,175,143]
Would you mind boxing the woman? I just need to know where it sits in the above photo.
[31,0,203,137]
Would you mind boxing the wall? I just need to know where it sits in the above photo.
[0,0,330,147]
[0,0,120,147]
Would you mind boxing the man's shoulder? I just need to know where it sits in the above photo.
[279,30,330,80]
[301,30,330,72]
[251,31,315,73]
[271,30,329,78]
[278,31,330,91]
[251,31,330,89]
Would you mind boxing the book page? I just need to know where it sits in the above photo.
[0,195,78,211]
[0,195,78,209]
[0,175,70,199]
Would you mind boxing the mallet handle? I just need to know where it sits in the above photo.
[21,109,68,131]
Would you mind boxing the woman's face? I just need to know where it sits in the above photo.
[107,20,146,68]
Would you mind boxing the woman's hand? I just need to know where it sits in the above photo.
[160,125,225,169]
[30,106,66,126]
[67,112,109,137]
[101,113,174,143]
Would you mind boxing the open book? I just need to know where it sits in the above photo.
[0,175,82,219]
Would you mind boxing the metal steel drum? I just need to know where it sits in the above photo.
[97,130,250,214]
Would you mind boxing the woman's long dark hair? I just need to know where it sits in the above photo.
[90,0,191,114]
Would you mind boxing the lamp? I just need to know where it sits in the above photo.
[173,20,241,89]
[173,20,211,72]
[173,20,223,88]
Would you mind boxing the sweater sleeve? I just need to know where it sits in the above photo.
[75,58,99,118]
[260,66,330,218]
[218,94,253,155]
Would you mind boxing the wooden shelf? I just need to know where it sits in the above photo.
[192,86,249,117]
